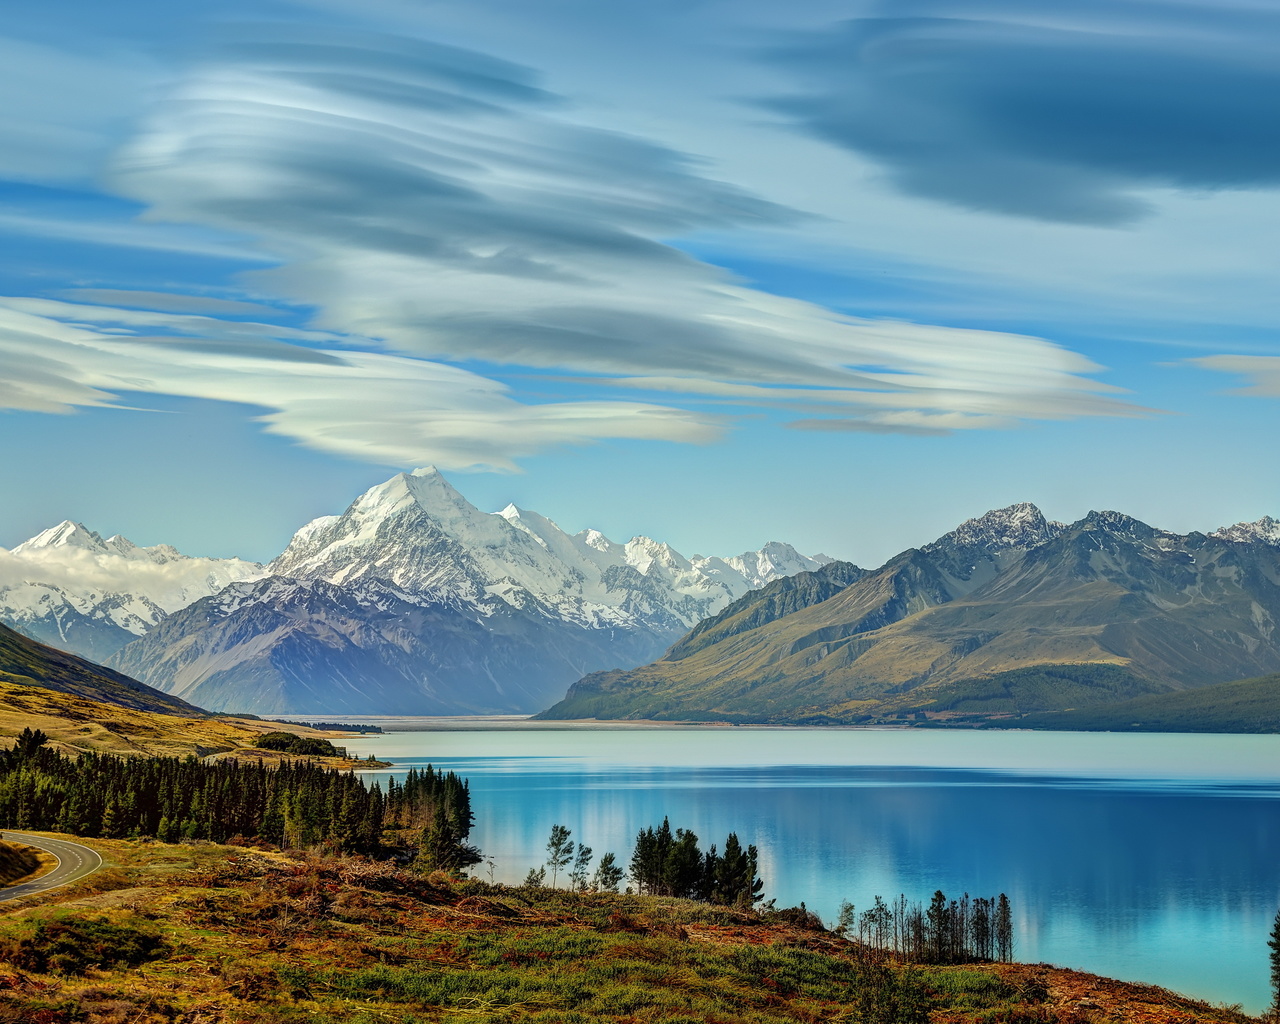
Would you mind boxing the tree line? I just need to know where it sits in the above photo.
[836,890,1014,964]
[523,817,764,908]
[384,766,480,873]
[0,728,475,865]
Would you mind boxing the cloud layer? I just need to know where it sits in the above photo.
[764,1,1280,224]
[0,24,1144,469]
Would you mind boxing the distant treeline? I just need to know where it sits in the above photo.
[838,891,1014,964]
[268,720,384,734]
[0,729,473,865]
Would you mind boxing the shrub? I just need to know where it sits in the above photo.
[0,913,167,975]
[252,732,340,757]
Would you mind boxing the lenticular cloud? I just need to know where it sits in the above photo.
[0,23,1146,468]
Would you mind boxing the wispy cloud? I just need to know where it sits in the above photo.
[1191,355,1280,397]
[762,1,1280,225]
[0,301,718,470]
[98,26,1137,440]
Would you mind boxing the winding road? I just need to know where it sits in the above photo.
[0,832,102,902]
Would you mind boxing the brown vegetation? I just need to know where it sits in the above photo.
[0,841,39,887]
[0,835,1258,1024]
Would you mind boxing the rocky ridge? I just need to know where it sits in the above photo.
[540,503,1280,725]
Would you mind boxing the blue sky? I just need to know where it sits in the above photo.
[1,0,1277,566]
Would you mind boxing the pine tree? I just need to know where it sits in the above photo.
[926,890,949,963]
[593,852,624,893]
[545,824,573,888]
[713,833,763,907]
[663,828,704,898]
[569,843,593,890]
[995,893,1014,963]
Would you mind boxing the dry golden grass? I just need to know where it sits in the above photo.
[0,679,385,766]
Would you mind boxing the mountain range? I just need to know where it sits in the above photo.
[99,469,829,714]
[0,522,262,662]
[538,503,1280,725]
[5,478,1280,725]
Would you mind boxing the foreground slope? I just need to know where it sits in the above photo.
[113,468,831,714]
[541,506,1280,724]
[0,841,1254,1024]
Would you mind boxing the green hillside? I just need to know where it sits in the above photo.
[0,622,203,717]
[1020,672,1280,733]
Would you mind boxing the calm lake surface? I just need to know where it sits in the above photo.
[342,723,1280,1013]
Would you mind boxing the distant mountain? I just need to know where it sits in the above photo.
[538,504,1280,725]
[0,522,263,661]
[0,619,202,717]
[110,468,830,714]
[1211,515,1280,546]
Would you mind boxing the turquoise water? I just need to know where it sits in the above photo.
[346,724,1280,1012]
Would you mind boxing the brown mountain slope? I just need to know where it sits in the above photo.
[0,621,203,717]
[539,511,1280,724]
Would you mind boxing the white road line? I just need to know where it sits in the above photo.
[0,833,103,901]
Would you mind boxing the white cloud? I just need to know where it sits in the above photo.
[0,302,718,471]
[1191,355,1280,396]
[0,24,1145,472]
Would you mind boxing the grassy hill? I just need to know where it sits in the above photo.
[0,621,202,717]
[0,677,379,762]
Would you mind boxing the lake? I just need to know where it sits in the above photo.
[342,722,1280,1013]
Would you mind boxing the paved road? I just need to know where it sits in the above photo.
[0,832,103,901]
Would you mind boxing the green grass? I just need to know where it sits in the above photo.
[1020,671,1280,732]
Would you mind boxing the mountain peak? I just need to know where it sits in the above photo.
[1211,516,1280,546]
[13,521,111,555]
[1077,510,1165,538]
[345,467,472,521]
[930,502,1064,552]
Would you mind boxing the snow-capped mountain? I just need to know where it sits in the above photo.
[1212,516,1280,546]
[0,522,264,662]
[268,468,825,634]
[109,468,831,714]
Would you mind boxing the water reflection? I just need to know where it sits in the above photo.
[353,729,1280,1012]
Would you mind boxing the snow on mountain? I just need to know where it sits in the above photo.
[111,468,831,715]
[1212,516,1280,546]
[269,467,827,634]
[0,521,264,660]
[696,541,836,591]
[929,502,1067,553]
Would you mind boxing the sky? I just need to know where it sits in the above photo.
[1,0,1278,566]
